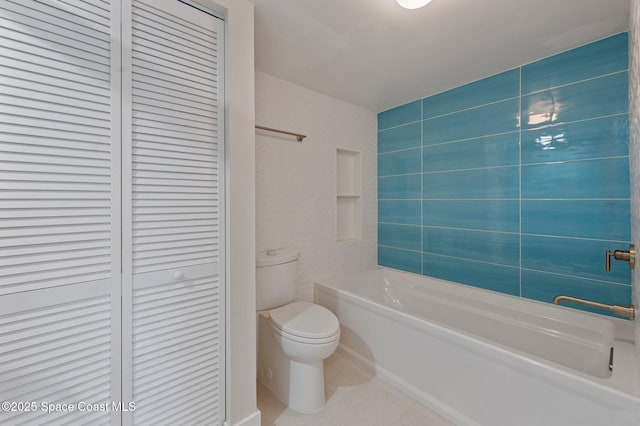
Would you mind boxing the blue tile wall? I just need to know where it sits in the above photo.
[377,33,632,317]
[378,122,421,153]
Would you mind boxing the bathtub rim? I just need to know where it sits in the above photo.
[316,265,636,341]
[348,269,616,365]
[314,267,640,401]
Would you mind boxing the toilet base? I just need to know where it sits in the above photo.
[287,359,326,412]
[257,312,331,413]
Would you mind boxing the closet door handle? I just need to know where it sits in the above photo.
[172,270,197,287]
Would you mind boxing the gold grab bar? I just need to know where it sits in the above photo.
[553,295,635,320]
[255,125,306,142]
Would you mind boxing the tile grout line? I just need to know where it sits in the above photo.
[377,118,422,133]
[381,111,629,155]
[519,66,523,298]
[422,95,520,122]
[378,245,630,287]
[420,99,424,276]
[521,69,629,96]
[378,244,422,254]
[520,267,633,287]
[379,155,631,180]
[379,69,628,134]
[421,250,520,269]
[379,222,631,243]
[380,112,629,154]
[378,146,422,156]
[381,197,630,201]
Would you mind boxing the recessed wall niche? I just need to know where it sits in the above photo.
[337,148,362,241]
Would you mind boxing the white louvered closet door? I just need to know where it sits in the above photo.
[122,0,225,425]
[0,1,122,425]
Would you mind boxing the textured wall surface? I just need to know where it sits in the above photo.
[256,72,377,301]
[377,34,632,315]
[629,0,640,355]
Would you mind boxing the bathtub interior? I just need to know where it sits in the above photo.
[316,267,616,378]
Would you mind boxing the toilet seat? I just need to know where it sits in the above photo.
[269,301,340,343]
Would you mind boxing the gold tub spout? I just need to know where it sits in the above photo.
[553,295,635,320]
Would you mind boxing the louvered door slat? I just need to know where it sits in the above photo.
[134,212,216,222]
[1,151,110,167]
[132,40,218,77]
[132,81,216,111]
[133,126,216,147]
[0,246,109,268]
[133,101,216,127]
[133,109,217,132]
[3,37,109,72]
[134,137,217,156]
[0,46,110,83]
[0,76,109,107]
[0,116,110,138]
[134,179,216,189]
[1,284,112,424]
[125,1,224,424]
[1,166,109,181]
[134,172,216,184]
[0,181,109,192]
[135,239,217,256]
[131,11,217,54]
[55,0,109,19]
[0,138,110,155]
[1,86,110,115]
[44,0,110,28]
[4,176,108,191]
[132,73,216,105]
[0,4,109,48]
[134,295,217,323]
[0,145,109,161]
[132,87,217,114]
[135,145,218,160]
[133,1,217,44]
[0,91,111,120]
[133,234,217,249]
[0,1,118,424]
[2,1,109,39]
[133,133,219,152]
[133,102,216,128]
[0,239,109,259]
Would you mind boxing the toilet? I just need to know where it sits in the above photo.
[256,248,340,413]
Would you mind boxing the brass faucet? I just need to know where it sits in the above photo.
[553,295,635,320]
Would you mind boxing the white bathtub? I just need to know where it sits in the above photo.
[314,267,640,426]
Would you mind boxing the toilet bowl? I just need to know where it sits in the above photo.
[256,249,340,413]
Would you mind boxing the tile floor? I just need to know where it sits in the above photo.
[257,350,454,426]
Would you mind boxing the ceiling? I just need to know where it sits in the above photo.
[251,0,630,112]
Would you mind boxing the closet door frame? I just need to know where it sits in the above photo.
[111,1,123,425]
[120,0,226,424]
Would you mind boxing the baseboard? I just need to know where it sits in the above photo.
[224,409,261,426]
[337,344,479,426]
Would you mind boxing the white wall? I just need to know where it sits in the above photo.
[207,1,258,425]
[255,72,377,301]
[630,0,640,361]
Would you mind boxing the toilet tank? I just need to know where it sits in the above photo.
[256,248,299,311]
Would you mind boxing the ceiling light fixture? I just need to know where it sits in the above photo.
[396,0,432,9]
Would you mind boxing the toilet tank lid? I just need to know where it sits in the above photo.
[256,248,299,267]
